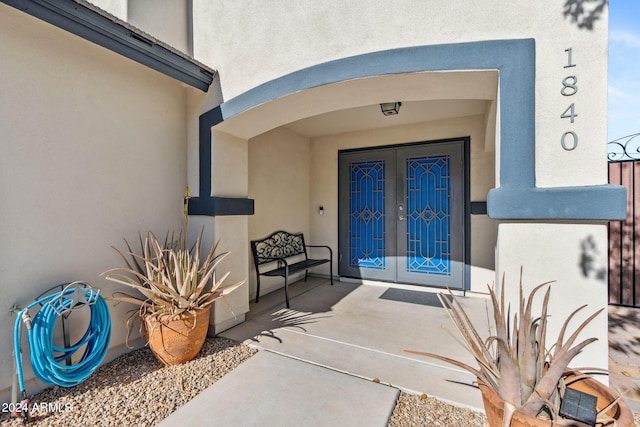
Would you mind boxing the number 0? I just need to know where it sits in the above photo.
[561,131,578,151]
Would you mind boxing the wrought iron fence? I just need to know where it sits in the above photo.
[608,133,640,162]
[608,133,640,307]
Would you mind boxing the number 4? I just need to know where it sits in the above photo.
[561,103,577,123]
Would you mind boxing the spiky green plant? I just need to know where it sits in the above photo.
[406,273,608,426]
[102,228,243,322]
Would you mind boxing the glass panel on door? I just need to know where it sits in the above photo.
[396,142,464,288]
[348,160,387,270]
[338,149,396,282]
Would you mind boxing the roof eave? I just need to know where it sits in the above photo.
[2,0,216,91]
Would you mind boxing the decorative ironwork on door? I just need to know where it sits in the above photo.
[349,160,387,270]
[405,154,452,276]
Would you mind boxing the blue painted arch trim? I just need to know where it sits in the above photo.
[196,39,626,220]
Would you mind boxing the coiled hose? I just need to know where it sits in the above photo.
[14,283,111,391]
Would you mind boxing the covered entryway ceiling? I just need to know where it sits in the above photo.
[213,70,498,140]
[284,99,489,138]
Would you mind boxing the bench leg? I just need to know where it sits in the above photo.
[255,275,261,303]
[284,268,290,309]
[304,270,309,282]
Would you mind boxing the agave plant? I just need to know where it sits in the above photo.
[406,273,608,426]
[103,228,243,322]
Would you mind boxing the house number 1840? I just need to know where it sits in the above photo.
[560,47,578,150]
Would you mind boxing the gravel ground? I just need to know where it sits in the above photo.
[0,338,257,427]
[388,392,488,427]
[2,339,638,426]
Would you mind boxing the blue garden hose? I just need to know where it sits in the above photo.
[13,283,111,393]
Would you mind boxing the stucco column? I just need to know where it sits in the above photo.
[187,88,250,335]
[495,222,609,380]
[210,130,250,333]
[187,131,250,334]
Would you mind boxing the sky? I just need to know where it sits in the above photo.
[608,0,640,141]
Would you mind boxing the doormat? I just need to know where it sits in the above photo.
[379,288,447,308]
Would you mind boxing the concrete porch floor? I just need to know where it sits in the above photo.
[221,277,490,411]
[221,276,640,413]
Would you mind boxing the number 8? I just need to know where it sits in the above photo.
[561,76,578,96]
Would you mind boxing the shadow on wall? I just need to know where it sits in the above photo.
[563,0,608,30]
[579,235,607,282]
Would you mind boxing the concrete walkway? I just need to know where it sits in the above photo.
[158,277,487,426]
[159,277,640,425]
[157,351,398,427]
[221,277,487,410]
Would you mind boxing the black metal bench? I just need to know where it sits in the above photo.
[251,230,333,308]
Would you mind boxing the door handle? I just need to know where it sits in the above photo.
[398,204,405,221]
[398,214,405,221]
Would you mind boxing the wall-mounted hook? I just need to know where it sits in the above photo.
[49,281,99,318]
[9,304,22,316]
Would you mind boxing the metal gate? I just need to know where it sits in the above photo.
[608,133,640,307]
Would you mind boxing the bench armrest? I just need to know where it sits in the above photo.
[304,245,333,259]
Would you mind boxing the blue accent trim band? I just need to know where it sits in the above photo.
[189,106,254,216]
[189,196,255,216]
[209,40,535,191]
[199,39,624,220]
[216,40,536,189]
[487,185,627,220]
[470,202,487,215]
[198,108,221,199]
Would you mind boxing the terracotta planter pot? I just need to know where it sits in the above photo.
[143,305,211,366]
[479,374,634,427]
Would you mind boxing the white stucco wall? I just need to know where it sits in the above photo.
[0,5,188,399]
[88,0,127,20]
[84,1,190,55]
[127,0,190,55]
[187,128,251,334]
[187,214,250,335]
[184,75,251,335]
[192,1,607,188]
[496,223,610,376]
[209,129,251,332]
[248,128,312,299]
[309,114,497,293]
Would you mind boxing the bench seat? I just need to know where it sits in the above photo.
[260,258,331,278]
[251,230,333,308]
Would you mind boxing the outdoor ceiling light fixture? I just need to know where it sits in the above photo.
[380,102,401,116]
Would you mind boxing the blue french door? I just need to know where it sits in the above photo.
[338,140,466,289]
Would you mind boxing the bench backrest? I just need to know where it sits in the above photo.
[251,230,308,267]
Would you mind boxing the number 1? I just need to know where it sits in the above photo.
[564,48,575,68]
